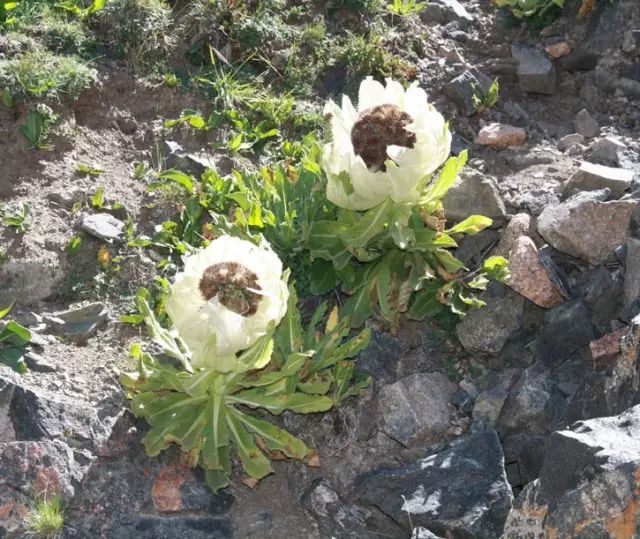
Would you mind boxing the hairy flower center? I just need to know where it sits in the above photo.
[199,262,262,317]
[350,104,416,172]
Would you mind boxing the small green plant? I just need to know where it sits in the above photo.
[0,301,31,374]
[20,108,55,150]
[57,0,105,18]
[77,164,105,177]
[0,0,18,25]
[387,0,427,16]
[472,78,500,113]
[1,203,30,233]
[493,0,565,21]
[0,49,97,100]
[27,496,65,538]
[67,236,82,255]
[90,186,105,208]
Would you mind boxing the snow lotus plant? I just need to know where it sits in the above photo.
[120,235,371,492]
[307,77,509,328]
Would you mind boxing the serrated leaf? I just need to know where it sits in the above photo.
[338,199,391,249]
[298,372,332,395]
[229,389,333,414]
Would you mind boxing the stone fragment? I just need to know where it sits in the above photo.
[537,299,594,365]
[624,237,640,308]
[443,169,506,226]
[443,68,493,117]
[79,212,125,242]
[563,161,634,199]
[355,430,513,538]
[557,133,584,152]
[473,370,521,426]
[544,38,571,58]
[43,302,108,343]
[589,329,626,371]
[589,135,627,165]
[511,43,556,94]
[430,0,473,22]
[574,108,600,138]
[495,214,533,257]
[376,372,455,446]
[0,253,65,306]
[503,405,640,539]
[507,236,564,308]
[152,464,192,513]
[476,123,526,149]
[537,190,637,264]
[496,363,553,436]
[457,284,524,357]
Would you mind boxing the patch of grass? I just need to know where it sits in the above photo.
[93,0,174,72]
[27,496,64,539]
[0,47,97,100]
[331,0,384,15]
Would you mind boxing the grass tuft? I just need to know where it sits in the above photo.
[27,496,65,539]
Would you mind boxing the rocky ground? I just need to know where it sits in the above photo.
[1,0,640,537]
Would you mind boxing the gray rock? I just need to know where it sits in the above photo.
[564,313,640,424]
[556,133,584,152]
[377,372,455,446]
[443,169,506,226]
[496,363,553,436]
[503,405,640,538]
[574,109,600,138]
[589,136,628,165]
[43,302,109,343]
[457,283,524,357]
[23,351,56,372]
[473,370,521,426]
[621,63,640,83]
[412,528,444,539]
[511,43,556,95]
[420,3,448,24]
[355,430,513,538]
[622,29,640,52]
[502,433,546,491]
[563,161,634,199]
[624,237,640,308]
[430,0,473,23]
[537,190,638,264]
[536,299,594,365]
[0,253,65,306]
[79,212,125,242]
[443,69,493,117]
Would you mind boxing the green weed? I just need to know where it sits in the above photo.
[26,496,64,538]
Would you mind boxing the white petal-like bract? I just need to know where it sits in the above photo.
[322,76,452,211]
[166,236,289,371]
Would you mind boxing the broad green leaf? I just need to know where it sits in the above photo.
[234,410,309,459]
[298,372,332,395]
[435,249,466,274]
[235,334,274,373]
[309,259,338,295]
[205,469,230,493]
[0,300,15,319]
[0,347,27,373]
[274,286,303,360]
[339,199,391,249]
[408,282,446,320]
[311,328,371,373]
[229,389,333,414]
[91,186,104,209]
[420,151,468,206]
[484,256,510,282]
[5,321,30,342]
[155,170,194,194]
[446,215,493,236]
[226,409,272,479]
[342,282,374,329]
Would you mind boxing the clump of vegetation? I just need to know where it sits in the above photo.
[26,496,65,539]
[0,47,97,100]
[386,0,427,16]
[493,0,565,24]
[93,0,174,71]
[0,300,31,373]
[331,0,384,15]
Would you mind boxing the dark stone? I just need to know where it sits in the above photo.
[127,517,233,539]
[564,313,640,424]
[496,363,553,436]
[621,63,640,82]
[559,50,599,71]
[357,332,401,384]
[575,265,622,335]
[511,43,556,95]
[503,404,640,537]
[443,68,493,117]
[355,430,513,538]
[537,299,594,365]
[180,474,234,514]
[502,433,546,490]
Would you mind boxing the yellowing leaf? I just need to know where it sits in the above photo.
[97,245,111,269]
[325,305,339,334]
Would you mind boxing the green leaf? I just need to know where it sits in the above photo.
[446,215,493,236]
[91,186,104,209]
[5,321,30,342]
[229,389,333,415]
[484,256,510,282]
[205,469,230,493]
[342,281,375,329]
[309,259,338,295]
[0,347,27,373]
[311,328,371,373]
[153,170,194,194]
[420,151,468,206]
[274,286,303,360]
[338,199,391,250]
[298,372,332,395]
[234,410,309,459]
[67,236,82,255]
[435,249,466,273]
[0,300,15,320]
[408,281,446,320]
[226,409,272,479]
